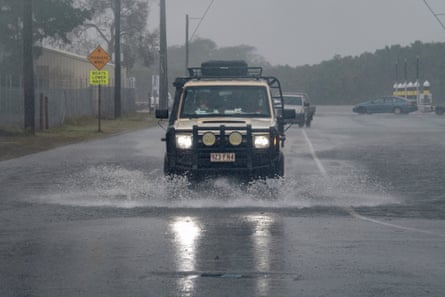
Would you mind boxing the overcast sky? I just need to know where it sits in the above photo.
[149,0,445,66]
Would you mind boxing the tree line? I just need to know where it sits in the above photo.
[267,41,445,105]
[166,39,445,106]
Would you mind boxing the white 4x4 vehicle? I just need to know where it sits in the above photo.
[283,92,316,127]
[156,61,296,180]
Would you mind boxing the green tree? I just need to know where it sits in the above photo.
[167,37,269,83]
[0,0,90,78]
[57,0,159,70]
[267,41,445,105]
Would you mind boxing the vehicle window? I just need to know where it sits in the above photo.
[373,98,384,104]
[180,86,271,118]
[283,96,302,105]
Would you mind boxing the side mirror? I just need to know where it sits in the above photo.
[282,109,296,119]
[304,101,309,107]
[155,109,169,119]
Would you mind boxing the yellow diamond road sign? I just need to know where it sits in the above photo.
[88,46,111,70]
[89,70,109,85]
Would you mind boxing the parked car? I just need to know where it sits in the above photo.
[353,96,417,114]
[434,105,444,115]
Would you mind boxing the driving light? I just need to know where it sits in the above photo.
[202,132,216,146]
[254,135,270,149]
[176,135,193,149]
[229,132,242,146]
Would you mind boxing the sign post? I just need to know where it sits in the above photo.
[88,46,111,132]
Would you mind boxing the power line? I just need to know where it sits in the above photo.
[423,0,445,30]
[190,0,215,41]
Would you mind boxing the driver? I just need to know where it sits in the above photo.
[195,92,211,114]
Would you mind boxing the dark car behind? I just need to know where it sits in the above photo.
[353,96,417,114]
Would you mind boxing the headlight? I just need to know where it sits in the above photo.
[229,131,242,146]
[254,135,270,149]
[202,132,216,146]
[176,134,193,149]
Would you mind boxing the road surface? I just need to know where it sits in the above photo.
[1,106,444,297]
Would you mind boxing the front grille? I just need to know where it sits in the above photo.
[173,124,275,171]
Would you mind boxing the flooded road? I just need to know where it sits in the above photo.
[1,106,445,296]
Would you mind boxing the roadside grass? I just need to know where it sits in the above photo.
[0,112,158,161]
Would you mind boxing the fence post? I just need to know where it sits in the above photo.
[39,93,44,130]
[44,96,49,129]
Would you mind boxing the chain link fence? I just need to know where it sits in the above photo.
[0,84,136,130]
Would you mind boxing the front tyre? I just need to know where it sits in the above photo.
[163,155,176,176]
[356,107,366,114]
[393,107,402,114]
[272,152,284,178]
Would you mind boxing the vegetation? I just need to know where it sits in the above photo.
[49,0,159,70]
[0,0,91,78]
[162,39,445,106]
[167,37,269,77]
[0,0,158,78]
[265,41,445,105]
[0,112,157,161]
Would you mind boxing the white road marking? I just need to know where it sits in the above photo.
[347,207,445,237]
[302,129,327,176]
[302,129,444,238]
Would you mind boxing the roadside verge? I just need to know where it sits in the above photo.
[0,112,157,161]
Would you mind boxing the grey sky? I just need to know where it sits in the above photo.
[149,0,445,66]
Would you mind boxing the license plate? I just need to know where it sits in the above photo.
[210,152,236,162]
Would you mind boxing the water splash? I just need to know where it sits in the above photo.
[33,163,398,209]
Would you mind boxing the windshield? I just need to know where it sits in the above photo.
[283,96,302,105]
[180,86,271,118]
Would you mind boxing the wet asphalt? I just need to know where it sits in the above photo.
[1,106,445,297]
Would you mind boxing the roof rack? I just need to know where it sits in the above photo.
[187,60,263,79]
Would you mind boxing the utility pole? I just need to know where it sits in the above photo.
[159,0,168,110]
[404,59,408,81]
[185,14,189,75]
[416,56,420,81]
[114,0,122,118]
[395,62,399,82]
[184,14,203,74]
[23,0,35,134]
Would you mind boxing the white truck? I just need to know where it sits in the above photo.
[282,92,316,127]
[155,60,296,180]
